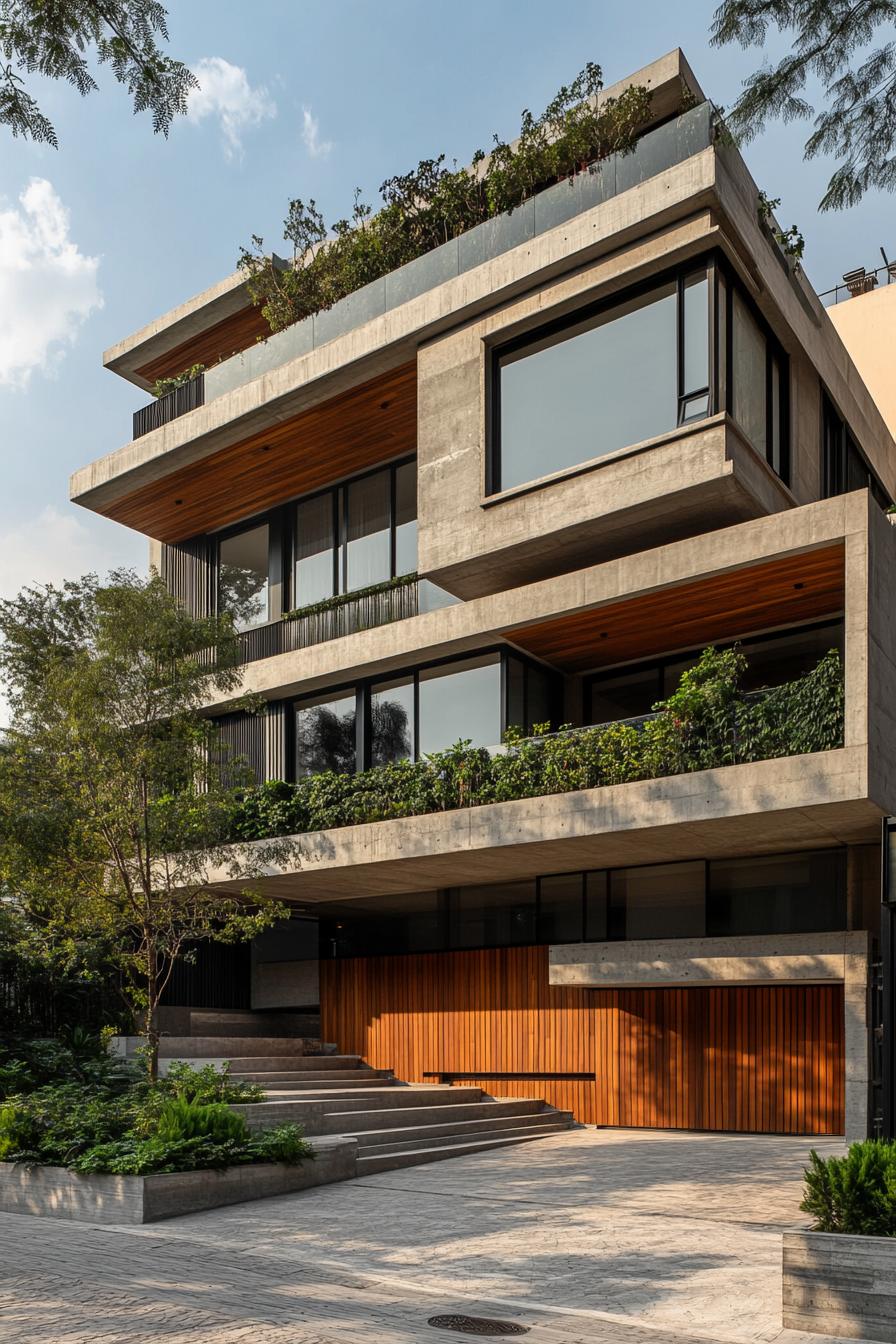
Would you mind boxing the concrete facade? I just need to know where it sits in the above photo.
[71,49,896,1143]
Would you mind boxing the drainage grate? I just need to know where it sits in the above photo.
[428,1315,529,1336]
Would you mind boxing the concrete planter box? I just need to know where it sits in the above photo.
[784,1230,896,1341]
[0,1136,357,1224]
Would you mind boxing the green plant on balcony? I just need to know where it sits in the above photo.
[228,646,844,844]
[238,64,651,335]
[279,572,418,622]
[151,363,206,399]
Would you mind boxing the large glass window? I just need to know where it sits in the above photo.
[370,676,415,767]
[394,459,418,577]
[538,873,584,943]
[610,861,706,940]
[822,392,891,508]
[294,494,335,607]
[346,469,391,592]
[707,851,846,936]
[495,278,680,492]
[316,848,847,959]
[295,692,357,777]
[219,524,270,631]
[450,879,537,949]
[418,654,502,755]
[505,652,559,735]
[491,255,790,494]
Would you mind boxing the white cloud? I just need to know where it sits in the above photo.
[187,57,276,158]
[0,179,102,389]
[0,506,144,602]
[302,106,332,159]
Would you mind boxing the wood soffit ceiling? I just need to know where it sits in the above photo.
[134,305,271,386]
[107,361,417,542]
[507,545,846,673]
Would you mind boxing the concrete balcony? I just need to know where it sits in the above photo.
[202,492,896,904]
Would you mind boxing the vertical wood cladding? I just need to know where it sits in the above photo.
[216,711,266,786]
[160,536,217,617]
[321,945,845,1135]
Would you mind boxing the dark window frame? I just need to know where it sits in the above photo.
[487,249,790,495]
[821,387,892,508]
[290,645,560,780]
[319,846,848,958]
[215,454,417,630]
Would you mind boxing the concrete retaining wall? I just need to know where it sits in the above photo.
[783,1230,896,1341]
[0,1136,357,1224]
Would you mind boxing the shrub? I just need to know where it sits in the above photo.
[0,1032,136,1100]
[157,1061,264,1106]
[227,649,844,844]
[154,1098,249,1146]
[801,1141,896,1236]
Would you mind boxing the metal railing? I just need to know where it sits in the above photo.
[236,576,453,664]
[133,372,205,439]
[819,257,896,307]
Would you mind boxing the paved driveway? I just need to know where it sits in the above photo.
[0,1128,847,1344]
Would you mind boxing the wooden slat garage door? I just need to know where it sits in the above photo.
[594,985,844,1134]
[321,949,845,1135]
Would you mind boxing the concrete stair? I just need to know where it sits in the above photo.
[158,1027,575,1174]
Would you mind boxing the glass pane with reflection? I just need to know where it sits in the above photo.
[295,692,357,777]
[346,470,391,592]
[294,493,335,608]
[219,524,269,631]
[370,676,415,766]
[497,280,678,491]
[418,654,501,755]
[394,460,418,576]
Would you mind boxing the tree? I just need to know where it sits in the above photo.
[711,0,896,210]
[0,0,195,148]
[0,571,296,1078]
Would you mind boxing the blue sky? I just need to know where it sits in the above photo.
[0,0,890,600]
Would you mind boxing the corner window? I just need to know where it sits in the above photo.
[493,274,686,492]
[218,523,270,631]
[490,253,790,494]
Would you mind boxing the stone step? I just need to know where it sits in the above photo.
[356,1126,571,1175]
[242,1071,394,1089]
[233,1086,485,1132]
[214,1055,364,1073]
[319,1097,547,1134]
[346,1108,573,1153]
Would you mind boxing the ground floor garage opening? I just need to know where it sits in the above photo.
[321,946,847,1137]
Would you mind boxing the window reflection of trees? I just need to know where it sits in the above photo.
[371,695,413,766]
[296,703,356,776]
[219,563,268,630]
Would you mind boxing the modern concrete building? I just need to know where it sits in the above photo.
[72,51,896,1145]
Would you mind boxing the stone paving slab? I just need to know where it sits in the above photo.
[0,1129,853,1344]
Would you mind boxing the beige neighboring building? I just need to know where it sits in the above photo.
[828,272,896,440]
[72,51,896,1146]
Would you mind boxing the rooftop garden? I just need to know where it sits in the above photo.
[227,644,844,843]
[238,63,654,336]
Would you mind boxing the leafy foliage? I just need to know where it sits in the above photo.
[757,190,806,267]
[802,1141,896,1235]
[0,571,298,1077]
[0,0,196,147]
[0,1029,135,1101]
[240,65,651,334]
[711,0,896,210]
[151,363,206,400]
[229,648,844,842]
[0,1057,308,1175]
[280,572,418,622]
